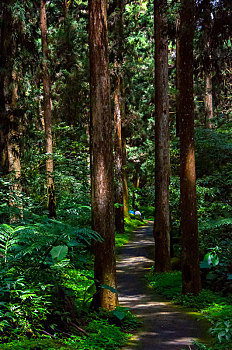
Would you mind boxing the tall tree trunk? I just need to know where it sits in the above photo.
[179,0,202,295]
[203,0,213,128]
[153,0,171,272]
[40,0,56,219]
[122,135,129,218]
[113,0,124,233]
[89,0,118,310]
[0,3,23,222]
[132,171,140,211]
[114,69,124,232]
[176,0,181,137]
[7,73,23,221]
[205,72,213,128]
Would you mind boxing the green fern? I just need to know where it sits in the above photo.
[0,224,21,264]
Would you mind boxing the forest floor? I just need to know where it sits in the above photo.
[117,222,208,350]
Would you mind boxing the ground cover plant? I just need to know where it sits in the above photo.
[0,215,141,350]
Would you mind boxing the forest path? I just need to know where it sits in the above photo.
[117,222,205,350]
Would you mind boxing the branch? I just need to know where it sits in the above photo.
[69,322,89,337]
[42,330,56,339]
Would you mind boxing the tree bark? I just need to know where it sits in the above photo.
[40,0,56,219]
[179,0,202,295]
[122,135,130,218]
[7,73,23,221]
[176,0,181,137]
[113,0,124,233]
[64,0,70,17]
[205,72,213,128]
[132,170,140,211]
[153,0,171,272]
[114,69,124,233]
[0,3,23,221]
[89,0,118,310]
[203,0,213,128]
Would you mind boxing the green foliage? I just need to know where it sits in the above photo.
[147,270,182,299]
[50,246,69,262]
[194,340,232,350]
[0,219,101,341]
[0,214,140,346]
[0,317,131,350]
[200,251,220,269]
[109,307,141,331]
[124,217,145,233]
[81,319,130,349]
[139,206,154,220]
[0,338,73,350]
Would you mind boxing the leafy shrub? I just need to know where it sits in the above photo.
[0,220,101,342]
[0,338,73,350]
[175,290,225,310]
[98,307,141,331]
[146,270,182,298]
[0,272,51,340]
[0,318,131,350]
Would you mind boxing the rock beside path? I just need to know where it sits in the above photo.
[117,223,206,350]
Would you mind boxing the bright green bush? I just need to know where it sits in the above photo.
[0,318,131,350]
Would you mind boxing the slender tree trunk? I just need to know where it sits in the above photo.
[122,135,129,218]
[176,0,181,137]
[205,72,213,128]
[179,0,202,295]
[114,68,124,232]
[89,0,118,310]
[153,0,171,272]
[40,0,56,219]
[64,0,70,17]
[203,0,213,128]
[113,0,124,233]
[132,171,139,211]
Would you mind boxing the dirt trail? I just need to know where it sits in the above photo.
[117,222,206,350]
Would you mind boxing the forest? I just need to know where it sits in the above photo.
[0,0,232,349]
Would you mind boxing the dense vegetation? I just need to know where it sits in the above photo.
[0,0,232,349]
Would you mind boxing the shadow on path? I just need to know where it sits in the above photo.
[117,223,204,350]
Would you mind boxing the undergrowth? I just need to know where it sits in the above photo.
[147,269,232,350]
[0,318,131,350]
[115,217,146,249]
[0,216,142,349]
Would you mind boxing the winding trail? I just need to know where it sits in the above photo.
[117,222,206,350]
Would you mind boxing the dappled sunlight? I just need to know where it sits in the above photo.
[164,337,196,344]
[118,223,204,350]
[185,146,196,184]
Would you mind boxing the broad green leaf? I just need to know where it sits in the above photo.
[112,309,125,320]
[50,245,68,261]
[211,255,219,266]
